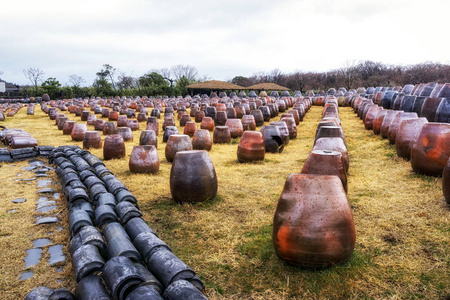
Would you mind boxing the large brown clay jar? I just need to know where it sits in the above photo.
[395,118,428,160]
[200,117,215,131]
[213,126,231,144]
[272,174,355,267]
[94,119,106,131]
[364,106,383,130]
[71,123,87,141]
[103,134,126,160]
[261,125,284,153]
[62,121,76,135]
[192,129,212,151]
[170,150,218,203]
[117,115,128,127]
[372,110,388,135]
[83,131,103,149]
[146,117,159,136]
[163,126,179,143]
[139,130,158,147]
[250,109,265,126]
[313,137,349,173]
[387,112,418,145]
[314,126,346,147]
[380,110,403,139]
[183,121,197,137]
[301,150,348,193]
[237,131,265,162]
[129,145,159,174]
[108,111,119,121]
[242,115,256,131]
[57,117,69,130]
[280,117,297,139]
[215,111,228,126]
[225,119,244,138]
[410,123,450,176]
[103,122,118,135]
[195,110,205,123]
[87,114,97,126]
[179,114,191,126]
[165,134,193,162]
[127,119,139,131]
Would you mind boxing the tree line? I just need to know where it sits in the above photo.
[3,60,450,99]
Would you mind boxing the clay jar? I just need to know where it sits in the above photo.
[117,115,128,127]
[63,121,76,135]
[280,117,297,139]
[103,134,126,160]
[261,125,284,153]
[237,131,265,162]
[213,126,231,144]
[179,114,191,126]
[235,106,246,118]
[387,112,418,145]
[287,109,300,125]
[163,126,179,143]
[183,121,197,137]
[372,110,388,135]
[139,130,158,147]
[364,106,383,130]
[192,129,212,151]
[101,108,110,118]
[72,123,88,141]
[410,123,450,176]
[81,111,91,121]
[313,137,349,173]
[195,110,205,123]
[117,127,133,142]
[129,145,159,174]
[108,111,119,121]
[395,118,428,160]
[435,98,450,123]
[380,110,403,139]
[146,117,159,136]
[87,114,97,126]
[270,121,290,146]
[272,174,355,267]
[215,111,227,126]
[94,119,106,131]
[137,112,147,123]
[225,119,244,138]
[165,134,193,162]
[301,150,348,193]
[83,131,103,149]
[250,109,265,126]
[103,122,118,135]
[127,119,139,131]
[259,106,271,122]
[200,117,214,131]
[57,117,69,130]
[162,116,175,131]
[241,115,256,131]
[443,158,450,204]
[314,126,346,147]
[170,150,218,203]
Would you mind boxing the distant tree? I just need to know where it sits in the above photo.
[23,67,45,95]
[231,76,252,87]
[68,74,85,88]
[171,65,198,81]
[41,77,62,99]
[139,72,167,87]
[117,72,135,90]
[96,64,117,91]
[337,60,357,90]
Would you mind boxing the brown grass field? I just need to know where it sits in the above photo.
[0,104,448,299]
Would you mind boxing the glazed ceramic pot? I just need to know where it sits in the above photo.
[104,134,126,160]
[170,150,217,203]
[443,158,450,204]
[387,112,418,145]
[410,123,450,176]
[225,119,244,138]
[241,115,256,131]
[314,126,346,147]
[235,106,246,118]
[179,114,191,126]
[380,111,403,139]
[108,111,119,121]
[165,134,193,162]
[214,111,227,126]
[117,127,133,142]
[102,108,110,118]
[127,109,136,118]
[195,110,205,123]
[200,117,214,131]
[313,137,349,172]
[145,117,159,136]
[301,150,348,193]
[372,110,388,135]
[226,107,237,119]
[87,114,97,126]
[183,121,197,137]
[129,145,159,174]
[280,117,297,139]
[137,112,147,122]
[117,115,128,127]
[250,109,264,127]
[162,116,175,131]
[163,126,179,143]
[150,108,160,118]
[237,131,265,162]
[213,126,231,144]
[435,98,450,123]
[364,106,383,130]
[270,121,290,146]
[94,119,106,131]
[139,130,157,148]
[190,107,198,118]
[272,174,355,267]
[103,122,118,135]
[81,110,91,121]
[72,123,88,141]
[192,129,212,151]
[259,106,271,122]
[57,117,69,130]
[395,118,428,160]
[63,121,76,135]
[83,131,103,149]
[287,109,300,125]
[261,125,284,153]
[127,119,139,131]
[420,97,443,122]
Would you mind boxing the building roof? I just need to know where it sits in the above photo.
[245,82,290,91]
[186,80,245,90]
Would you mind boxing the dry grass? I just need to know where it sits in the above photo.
[0,104,448,299]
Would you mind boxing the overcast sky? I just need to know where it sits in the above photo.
[1,0,449,86]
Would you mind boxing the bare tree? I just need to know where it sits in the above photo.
[68,74,85,87]
[23,67,45,95]
[170,65,199,81]
[338,60,357,90]
[117,72,135,90]
[96,64,118,91]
